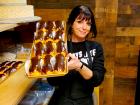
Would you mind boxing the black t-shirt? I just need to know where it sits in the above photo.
[68,41,96,69]
[47,40,106,104]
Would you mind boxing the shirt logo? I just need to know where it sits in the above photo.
[74,49,96,65]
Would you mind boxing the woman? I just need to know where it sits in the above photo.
[47,5,106,105]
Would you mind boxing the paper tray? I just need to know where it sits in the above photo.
[24,20,67,78]
[25,59,68,78]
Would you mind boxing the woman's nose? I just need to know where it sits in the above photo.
[81,22,87,29]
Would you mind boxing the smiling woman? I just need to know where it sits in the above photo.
[47,5,106,105]
[71,19,91,41]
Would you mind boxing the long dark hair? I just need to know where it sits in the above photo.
[67,5,97,39]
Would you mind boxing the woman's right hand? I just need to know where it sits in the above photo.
[67,53,82,71]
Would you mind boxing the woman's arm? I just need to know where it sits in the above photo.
[87,44,106,87]
[68,43,106,87]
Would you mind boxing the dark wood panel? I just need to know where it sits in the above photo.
[135,36,140,45]
[113,78,136,105]
[115,66,137,78]
[117,14,131,27]
[32,0,95,9]
[117,27,140,36]
[117,15,140,26]
[118,0,140,27]
[116,36,135,44]
[116,58,138,66]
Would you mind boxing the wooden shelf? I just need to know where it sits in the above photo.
[0,65,37,105]
[0,11,41,105]
[0,16,41,32]
[0,16,41,24]
[0,24,19,32]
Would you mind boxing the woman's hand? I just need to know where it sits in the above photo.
[67,53,82,71]
[67,53,93,80]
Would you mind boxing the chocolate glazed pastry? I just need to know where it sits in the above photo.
[3,67,12,75]
[0,66,6,72]
[0,61,10,67]
[55,54,65,71]
[35,21,48,41]
[11,61,23,69]
[0,73,5,78]
[29,57,39,73]
[54,30,63,40]
[42,41,53,54]
[34,30,44,40]
[56,40,66,53]
[47,21,56,30]
[55,20,65,30]
[42,30,49,40]
[36,21,47,31]
[41,55,54,74]
[0,61,14,73]
[33,42,43,56]
[5,61,16,66]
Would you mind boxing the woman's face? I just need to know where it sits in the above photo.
[71,17,91,42]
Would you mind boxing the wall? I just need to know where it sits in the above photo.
[25,0,140,105]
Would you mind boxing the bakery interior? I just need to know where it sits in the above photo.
[0,0,140,105]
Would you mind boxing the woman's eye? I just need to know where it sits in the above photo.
[77,21,82,23]
[87,22,91,26]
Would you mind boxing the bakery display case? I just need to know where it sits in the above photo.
[0,31,55,105]
[0,30,37,105]
[0,0,42,104]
